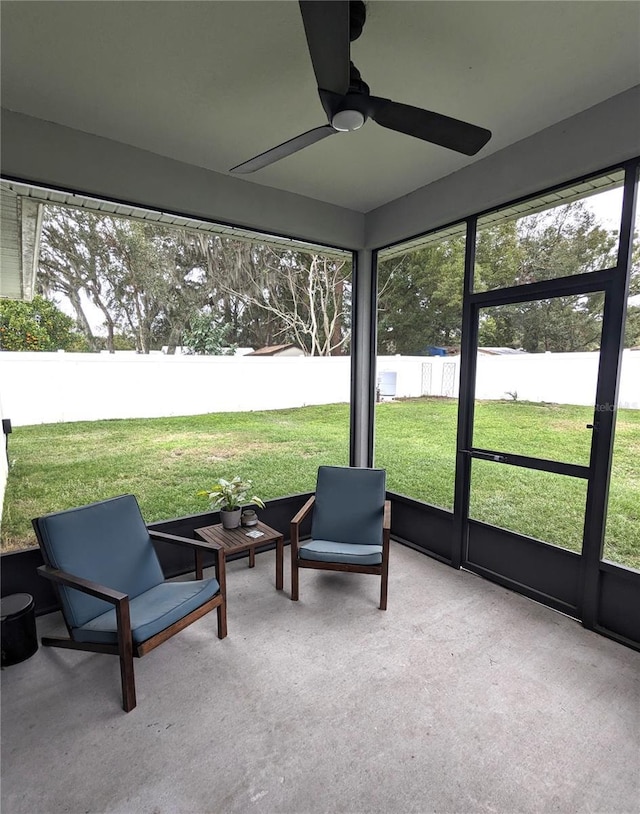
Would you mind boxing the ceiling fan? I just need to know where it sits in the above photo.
[230,0,492,174]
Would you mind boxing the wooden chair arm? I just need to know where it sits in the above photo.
[149,529,226,586]
[38,564,134,703]
[290,495,315,553]
[149,529,223,551]
[37,564,127,604]
[382,500,391,554]
[383,500,391,531]
[291,495,315,527]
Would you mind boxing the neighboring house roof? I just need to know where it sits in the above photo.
[478,347,527,355]
[246,344,306,357]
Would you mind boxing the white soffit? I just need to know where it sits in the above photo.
[0,179,351,261]
[378,170,626,261]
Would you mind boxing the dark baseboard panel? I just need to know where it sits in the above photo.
[388,493,454,563]
[466,520,582,613]
[2,492,638,651]
[1,493,313,616]
[597,566,640,646]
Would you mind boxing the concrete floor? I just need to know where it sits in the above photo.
[2,543,639,814]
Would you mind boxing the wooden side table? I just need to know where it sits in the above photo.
[194,521,284,590]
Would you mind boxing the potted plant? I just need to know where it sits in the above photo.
[197,477,265,530]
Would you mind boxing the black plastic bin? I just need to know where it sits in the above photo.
[1,593,39,667]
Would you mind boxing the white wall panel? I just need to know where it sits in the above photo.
[367,86,640,249]
[0,351,637,427]
[0,110,365,251]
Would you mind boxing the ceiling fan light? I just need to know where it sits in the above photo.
[331,109,365,132]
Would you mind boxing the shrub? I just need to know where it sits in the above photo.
[0,296,78,351]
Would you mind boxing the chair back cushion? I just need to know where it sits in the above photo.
[311,466,386,546]
[34,495,165,628]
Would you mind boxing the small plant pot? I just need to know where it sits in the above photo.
[220,508,242,529]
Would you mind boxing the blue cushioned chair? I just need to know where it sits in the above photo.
[290,466,391,609]
[33,494,227,712]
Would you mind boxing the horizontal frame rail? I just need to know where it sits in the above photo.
[470,268,614,307]
[467,448,590,479]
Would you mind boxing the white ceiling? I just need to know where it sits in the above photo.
[1,1,639,214]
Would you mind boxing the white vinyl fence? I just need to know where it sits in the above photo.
[1,350,638,525]
[384,351,640,410]
[0,350,638,428]
[0,397,8,525]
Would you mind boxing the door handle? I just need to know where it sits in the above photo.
[468,450,508,463]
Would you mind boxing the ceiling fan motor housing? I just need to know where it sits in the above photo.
[331,91,370,131]
[330,62,371,132]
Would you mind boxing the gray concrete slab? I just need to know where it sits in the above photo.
[1,544,638,814]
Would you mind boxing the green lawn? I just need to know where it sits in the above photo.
[2,399,638,570]
[0,404,351,551]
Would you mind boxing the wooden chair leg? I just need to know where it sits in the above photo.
[119,649,136,712]
[195,548,204,580]
[116,600,136,712]
[379,558,389,611]
[217,598,227,639]
[379,574,388,610]
[289,498,314,602]
[212,545,227,638]
[291,551,299,601]
[380,517,390,610]
[41,635,76,648]
[275,537,284,591]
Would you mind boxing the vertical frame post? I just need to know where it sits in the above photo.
[350,248,378,467]
[580,160,639,627]
[452,217,479,569]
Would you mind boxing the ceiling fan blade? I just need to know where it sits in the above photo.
[318,88,344,121]
[370,96,491,156]
[299,1,350,96]
[230,125,338,174]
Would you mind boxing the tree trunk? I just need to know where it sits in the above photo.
[166,325,181,354]
[330,279,344,355]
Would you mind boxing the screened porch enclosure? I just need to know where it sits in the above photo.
[2,2,640,810]
[1,157,639,654]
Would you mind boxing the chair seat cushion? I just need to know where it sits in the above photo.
[72,577,220,646]
[299,539,383,566]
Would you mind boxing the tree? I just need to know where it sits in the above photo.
[181,309,235,355]
[377,237,465,354]
[477,294,604,352]
[475,204,617,352]
[36,196,634,360]
[212,243,352,356]
[38,207,113,351]
[174,234,280,351]
[36,204,354,357]
[624,226,640,348]
[475,202,617,290]
[38,207,209,353]
[246,250,351,356]
[377,201,622,356]
[624,305,640,348]
[0,295,78,351]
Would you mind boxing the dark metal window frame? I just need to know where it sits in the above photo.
[2,160,639,650]
[456,160,638,563]
[372,158,640,650]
